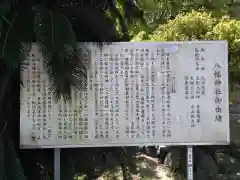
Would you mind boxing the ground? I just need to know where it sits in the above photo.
[76,153,183,180]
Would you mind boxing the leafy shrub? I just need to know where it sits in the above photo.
[150,10,217,41]
[205,17,240,77]
[132,10,240,78]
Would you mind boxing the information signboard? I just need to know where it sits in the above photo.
[20,41,229,148]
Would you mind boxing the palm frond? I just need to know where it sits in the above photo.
[35,6,81,101]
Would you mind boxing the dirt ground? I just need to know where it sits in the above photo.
[96,154,183,180]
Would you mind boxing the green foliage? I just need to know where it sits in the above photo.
[150,10,217,40]
[133,10,240,78]
[131,0,240,37]
[130,31,148,41]
[205,16,240,77]
[135,0,211,27]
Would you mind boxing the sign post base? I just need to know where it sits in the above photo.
[54,148,60,180]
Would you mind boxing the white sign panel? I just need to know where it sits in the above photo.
[20,41,229,148]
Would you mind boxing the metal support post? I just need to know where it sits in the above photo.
[54,148,60,180]
[187,146,193,180]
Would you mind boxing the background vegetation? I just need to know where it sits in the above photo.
[0,0,240,179]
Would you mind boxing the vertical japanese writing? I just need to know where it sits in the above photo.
[135,49,141,138]
[110,54,115,138]
[73,91,78,139]
[76,91,86,140]
[27,97,31,122]
[190,76,195,99]
[68,104,73,140]
[89,50,94,139]
[58,103,63,139]
[130,48,136,139]
[190,104,201,128]
[43,84,49,139]
[195,47,205,71]
[196,104,200,123]
[47,84,52,137]
[99,52,104,138]
[190,105,195,128]
[124,51,130,137]
[159,48,172,138]
[83,91,88,139]
[214,63,223,122]
[166,91,171,137]
[94,52,101,139]
[38,59,48,140]
[201,76,206,95]
[145,48,151,138]
[123,48,130,138]
[94,50,99,139]
[161,92,166,137]
[115,51,120,139]
[140,49,145,137]
[104,51,111,139]
[165,52,171,138]
[150,50,156,138]
[63,105,68,140]
[31,58,37,97]
[32,56,41,140]
[195,76,206,99]
[195,76,201,99]
[135,82,141,138]
[185,76,189,99]
[100,52,106,138]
